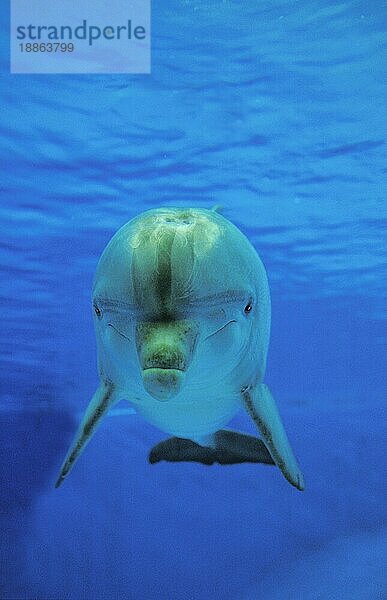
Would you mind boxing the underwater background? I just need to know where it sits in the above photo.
[0,1,386,598]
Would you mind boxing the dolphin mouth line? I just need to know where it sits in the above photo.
[205,319,237,340]
[107,323,131,341]
[143,367,186,372]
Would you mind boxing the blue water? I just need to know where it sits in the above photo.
[1,1,386,598]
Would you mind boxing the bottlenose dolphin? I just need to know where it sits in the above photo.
[56,207,304,490]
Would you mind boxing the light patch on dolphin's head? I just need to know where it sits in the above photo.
[129,209,222,255]
[129,208,224,318]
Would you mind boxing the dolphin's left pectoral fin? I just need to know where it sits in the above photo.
[242,384,305,491]
[55,381,118,488]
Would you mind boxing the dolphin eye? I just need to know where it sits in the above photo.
[94,304,102,319]
[244,299,253,314]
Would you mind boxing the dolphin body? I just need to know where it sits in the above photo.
[56,207,304,491]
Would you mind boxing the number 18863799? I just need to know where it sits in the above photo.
[19,43,74,52]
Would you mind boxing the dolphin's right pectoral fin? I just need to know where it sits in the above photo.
[55,381,118,488]
[242,384,305,491]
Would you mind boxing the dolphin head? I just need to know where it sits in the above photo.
[92,208,270,402]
